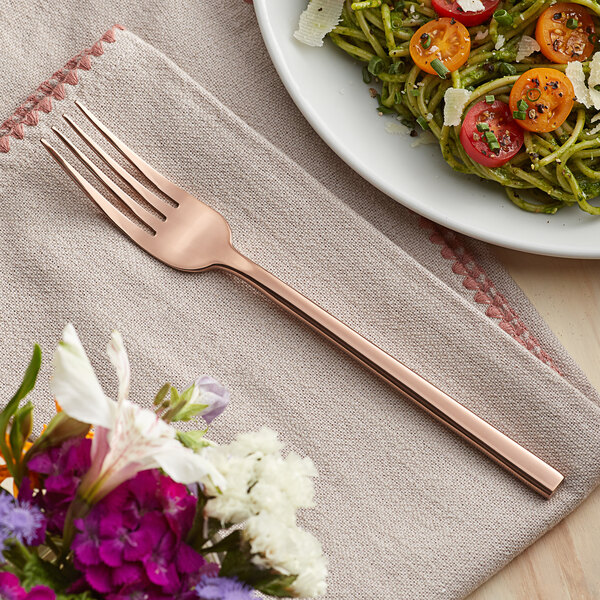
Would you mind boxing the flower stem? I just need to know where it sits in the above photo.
[61,496,92,554]
[5,540,32,569]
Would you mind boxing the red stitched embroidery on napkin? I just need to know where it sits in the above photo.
[0,25,124,153]
[420,217,561,374]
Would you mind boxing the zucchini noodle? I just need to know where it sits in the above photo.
[329,0,600,214]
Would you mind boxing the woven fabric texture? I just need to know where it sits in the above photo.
[0,6,599,600]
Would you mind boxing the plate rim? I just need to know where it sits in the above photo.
[254,0,600,259]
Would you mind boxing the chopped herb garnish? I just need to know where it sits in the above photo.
[351,0,382,9]
[476,122,490,132]
[368,56,385,76]
[430,58,449,79]
[388,61,405,74]
[517,99,528,112]
[416,115,430,130]
[526,88,541,101]
[390,13,404,29]
[483,130,500,153]
[493,9,513,26]
[375,94,395,113]
[486,95,495,103]
[362,66,372,84]
[499,62,517,76]
[513,110,526,120]
[566,17,578,29]
[420,33,432,49]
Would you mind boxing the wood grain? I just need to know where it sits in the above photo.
[467,249,600,600]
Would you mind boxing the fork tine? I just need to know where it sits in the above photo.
[41,138,154,246]
[75,101,187,203]
[50,126,163,232]
[62,113,174,218]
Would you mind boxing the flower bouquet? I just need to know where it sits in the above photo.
[0,324,327,600]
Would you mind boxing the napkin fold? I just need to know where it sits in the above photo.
[1,18,600,600]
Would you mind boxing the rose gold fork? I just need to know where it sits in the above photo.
[41,101,563,498]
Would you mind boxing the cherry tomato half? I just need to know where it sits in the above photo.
[460,100,524,168]
[535,3,595,63]
[409,18,471,76]
[509,68,575,132]
[431,0,500,27]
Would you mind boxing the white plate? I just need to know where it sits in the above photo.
[254,0,600,258]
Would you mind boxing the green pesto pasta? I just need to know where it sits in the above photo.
[329,0,600,214]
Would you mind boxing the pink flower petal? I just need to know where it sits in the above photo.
[25,586,55,600]
[85,564,113,594]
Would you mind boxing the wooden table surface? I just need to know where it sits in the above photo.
[466,249,600,600]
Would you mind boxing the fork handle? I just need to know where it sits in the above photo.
[223,249,563,498]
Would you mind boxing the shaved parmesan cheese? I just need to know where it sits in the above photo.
[495,35,505,50]
[294,0,344,47]
[443,88,472,126]
[587,52,600,109]
[566,61,592,108]
[384,121,436,146]
[516,35,540,62]
[591,113,600,123]
[457,0,484,12]
[474,29,488,41]
[385,121,410,136]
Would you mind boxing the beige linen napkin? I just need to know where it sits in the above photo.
[1,21,600,600]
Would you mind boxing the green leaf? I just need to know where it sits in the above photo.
[18,552,92,600]
[179,384,195,405]
[8,415,22,464]
[171,403,208,423]
[255,574,298,597]
[9,403,33,483]
[9,402,33,465]
[56,593,95,600]
[153,382,171,406]
[176,429,209,451]
[0,345,41,478]
[186,491,209,551]
[204,529,242,555]
[219,546,297,597]
[169,386,180,407]
[20,553,65,590]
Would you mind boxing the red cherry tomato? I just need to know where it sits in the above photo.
[431,0,500,26]
[459,100,524,168]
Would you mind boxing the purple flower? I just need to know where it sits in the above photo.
[195,577,257,600]
[21,437,92,533]
[1,502,45,545]
[0,573,55,600]
[194,376,230,424]
[73,469,207,599]
[0,494,46,551]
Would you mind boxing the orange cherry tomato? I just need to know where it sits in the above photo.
[409,18,470,76]
[535,3,595,63]
[509,68,575,132]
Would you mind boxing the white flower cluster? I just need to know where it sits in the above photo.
[200,428,327,597]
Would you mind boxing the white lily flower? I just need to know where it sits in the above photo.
[51,324,225,503]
